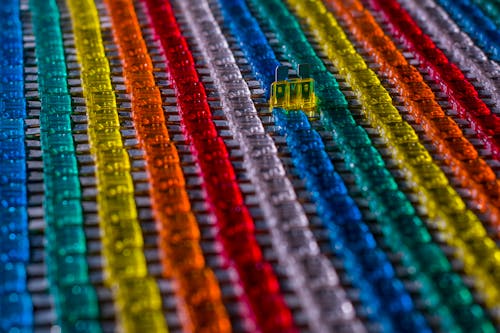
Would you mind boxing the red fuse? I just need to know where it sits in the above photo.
[199,156,235,178]
[215,204,254,235]
[239,262,280,296]
[193,136,227,157]
[183,118,218,139]
[252,293,296,333]
[206,180,243,210]
[221,230,262,264]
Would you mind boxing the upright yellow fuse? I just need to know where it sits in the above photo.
[270,64,317,116]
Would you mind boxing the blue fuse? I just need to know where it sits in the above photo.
[305,170,348,199]
[0,118,23,139]
[0,261,26,294]
[286,129,325,152]
[315,195,363,226]
[292,149,333,177]
[341,221,377,251]
[2,98,25,119]
[286,111,311,132]
[360,248,396,282]
[0,230,29,263]
[0,136,25,158]
[0,158,26,186]
[0,182,27,208]
[0,207,27,234]
[0,292,33,331]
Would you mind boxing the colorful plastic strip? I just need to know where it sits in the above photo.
[63,0,167,331]
[286,0,500,324]
[398,0,500,115]
[103,0,231,331]
[219,0,435,331]
[367,0,500,160]
[324,0,500,236]
[0,1,33,332]
[142,0,296,332]
[29,0,102,331]
[246,0,497,331]
[433,0,500,62]
[179,1,364,332]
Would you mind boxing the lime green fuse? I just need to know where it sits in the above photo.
[270,64,317,116]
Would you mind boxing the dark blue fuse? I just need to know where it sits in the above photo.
[0,261,26,294]
[0,292,33,331]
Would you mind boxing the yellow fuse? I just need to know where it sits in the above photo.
[99,193,138,222]
[97,171,134,197]
[103,218,144,253]
[269,64,317,116]
[88,90,116,109]
[121,310,167,333]
[96,148,131,174]
[115,277,163,314]
[270,65,289,109]
[104,247,147,282]
[88,128,123,151]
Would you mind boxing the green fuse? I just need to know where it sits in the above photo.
[344,145,385,171]
[46,225,87,256]
[321,107,355,127]
[435,273,474,308]
[60,319,102,333]
[47,253,90,287]
[43,132,76,155]
[40,94,72,115]
[44,175,82,201]
[312,71,337,86]
[336,125,372,148]
[44,153,79,176]
[416,243,452,275]
[39,75,68,95]
[453,304,495,333]
[45,198,84,228]
[55,284,100,321]
[39,62,68,78]
[355,166,398,193]
[317,88,347,108]
[396,216,432,245]
[367,189,416,219]
[40,113,72,134]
